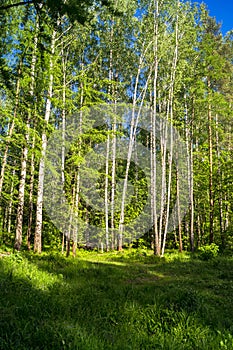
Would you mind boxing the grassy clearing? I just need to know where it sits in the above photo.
[0,249,233,349]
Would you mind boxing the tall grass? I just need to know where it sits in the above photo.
[0,250,232,349]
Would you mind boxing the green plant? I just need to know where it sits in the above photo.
[1,250,233,349]
[198,243,219,261]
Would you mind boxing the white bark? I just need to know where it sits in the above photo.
[26,130,36,250]
[105,133,110,251]
[0,64,21,197]
[34,29,56,253]
[111,109,117,250]
[7,163,16,234]
[14,137,29,250]
[161,4,179,256]
[151,0,159,255]
[15,16,39,250]
[118,45,152,250]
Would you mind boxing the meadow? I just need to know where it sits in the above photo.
[0,249,233,349]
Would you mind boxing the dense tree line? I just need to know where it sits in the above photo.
[0,0,232,255]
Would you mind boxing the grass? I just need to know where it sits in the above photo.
[0,249,233,349]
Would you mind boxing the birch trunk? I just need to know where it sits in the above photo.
[207,77,214,244]
[105,133,110,251]
[189,106,194,251]
[111,108,117,250]
[175,150,182,252]
[34,29,56,253]
[7,163,16,234]
[161,6,179,256]
[215,114,225,247]
[118,46,152,250]
[72,75,84,256]
[0,64,21,198]
[151,0,159,255]
[15,14,39,250]
[26,128,36,250]
[184,95,194,252]
[14,136,29,250]
[61,46,67,255]
[105,20,113,252]
[67,177,76,257]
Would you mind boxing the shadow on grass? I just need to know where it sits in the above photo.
[0,252,233,349]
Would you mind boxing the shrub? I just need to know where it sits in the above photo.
[132,238,148,249]
[198,243,219,260]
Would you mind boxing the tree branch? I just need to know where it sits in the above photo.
[0,1,34,11]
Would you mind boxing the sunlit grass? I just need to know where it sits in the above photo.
[0,249,233,349]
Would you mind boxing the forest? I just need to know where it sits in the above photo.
[0,0,233,349]
[0,0,233,255]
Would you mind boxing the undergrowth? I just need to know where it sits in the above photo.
[0,249,232,349]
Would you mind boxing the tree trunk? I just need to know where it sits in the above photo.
[14,138,29,250]
[0,64,21,198]
[215,114,225,247]
[118,43,152,250]
[189,107,194,252]
[7,163,16,235]
[151,0,159,256]
[184,95,194,252]
[26,129,36,250]
[34,29,56,253]
[161,6,179,256]
[176,151,182,253]
[105,133,110,251]
[207,78,214,244]
[111,109,117,250]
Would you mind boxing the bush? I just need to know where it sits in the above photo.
[198,243,219,260]
[132,238,148,249]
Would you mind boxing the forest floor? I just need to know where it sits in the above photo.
[0,248,233,349]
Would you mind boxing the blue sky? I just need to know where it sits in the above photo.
[192,0,233,35]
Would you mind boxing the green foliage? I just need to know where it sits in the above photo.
[198,243,219,261]
[219,332,233,349]
[134,238,148,249]
[0,250,233,349]
[0,0,233,257]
